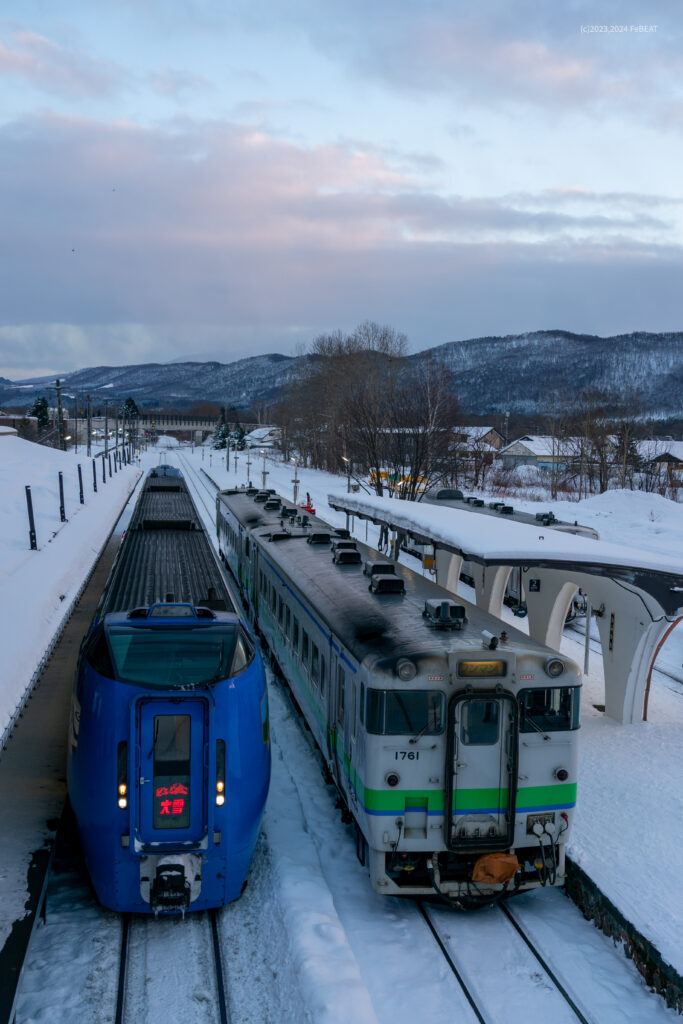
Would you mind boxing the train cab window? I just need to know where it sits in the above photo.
[84,625,115,678]
[360,682,365,726]
[460,700,499,745]
[311,644,320,687]
[231,630,254,676]
[302,631,309,666]
[292,617,300,652]
[107,624,238,687]
[366,689,445,736]
[519,687,580,733]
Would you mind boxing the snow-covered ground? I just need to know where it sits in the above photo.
[4,437,683,1021]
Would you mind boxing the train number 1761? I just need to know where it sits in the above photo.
[394,751,420,760]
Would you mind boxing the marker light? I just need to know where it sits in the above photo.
[118,797,127,809]
[216,794,225,807]
[118,783,127,796]
[544,658,565,678]
[396,658,417,682]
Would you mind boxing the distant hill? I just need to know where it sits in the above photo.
[415,330,683,417]
[1,330,681,419]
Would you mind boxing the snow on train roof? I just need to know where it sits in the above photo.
[328,490,683,614]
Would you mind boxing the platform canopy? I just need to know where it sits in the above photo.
[328,491,683,724]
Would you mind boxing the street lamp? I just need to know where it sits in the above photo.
[290,456,300,504]
[341,456,351,530]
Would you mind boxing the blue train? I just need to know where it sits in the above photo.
[67,466,270,914]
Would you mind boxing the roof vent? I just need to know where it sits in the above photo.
[423,599,467,629]
[363,560,396,577]
[263,499,282,511]
[332,539,357,552]
[333,528,351,539]
[333,548,362,565]
[307,531,330,545]
[268,532,291,542]
[370,574,405,595]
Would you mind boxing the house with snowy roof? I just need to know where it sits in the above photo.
[451,425,504,450]
[496,435,575,472]
[243,425,281,449]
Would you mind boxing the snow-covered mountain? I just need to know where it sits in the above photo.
[2,330,681,417]
[421,330,683,416]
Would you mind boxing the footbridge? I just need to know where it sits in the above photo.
[328,492,683,725]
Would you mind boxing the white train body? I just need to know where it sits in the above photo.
[217,488,581,905]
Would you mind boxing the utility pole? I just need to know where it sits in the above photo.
[74,394,79,454]
[291,457,300,505]
[115,408,119,461]
[246,444,252,487]
[261,450,268,489]
[55,379,66,451]
[86,394,92,457]
[104,400,109,457]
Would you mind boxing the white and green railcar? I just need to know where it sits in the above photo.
[217,488,580,906]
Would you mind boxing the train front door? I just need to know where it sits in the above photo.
[135,698,208,846]
[445,691,518,852]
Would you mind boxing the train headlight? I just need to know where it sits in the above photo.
[117,741,128,810]
[216,739,226,806]
[544,657,564,678]
[554,767,569,781]
[385,772,400,787]
[396,658,417,682]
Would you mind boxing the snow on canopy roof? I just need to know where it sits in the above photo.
[327,489,683,615]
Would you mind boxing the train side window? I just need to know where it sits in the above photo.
[311,644,320,687]
[278,596,284,627]
[350,681,357,739]
[292,617,300,651]
[320,655,326,696]
[285,606,291,640]
[302,631,309,665]
[270,585,276,613]
[460,700,499,745]
[360,682,365,726]
[245,537,250,557]
[231,630,254,675]
[336,665,345,726]
[519,687,580,733]
[366,688,383,733]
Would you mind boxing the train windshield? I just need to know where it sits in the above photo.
[518,686,580,733]
[366,689,445,736]
[106,625,239,688]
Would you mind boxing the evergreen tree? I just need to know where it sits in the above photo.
[122,397,139,418]
[29,396,49,430]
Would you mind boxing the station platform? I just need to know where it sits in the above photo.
[0,526,123,1022]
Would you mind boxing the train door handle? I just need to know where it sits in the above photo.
[139,776,151,785]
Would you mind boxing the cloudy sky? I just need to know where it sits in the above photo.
[1,1,681,379]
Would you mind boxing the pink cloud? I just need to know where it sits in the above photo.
[0,29,125,98]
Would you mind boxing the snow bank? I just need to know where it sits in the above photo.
[0,436,140,736]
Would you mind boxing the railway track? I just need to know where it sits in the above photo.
[115,909,230,1024]
[417,898,593,1024]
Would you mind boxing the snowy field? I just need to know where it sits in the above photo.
[2,436,682,1021]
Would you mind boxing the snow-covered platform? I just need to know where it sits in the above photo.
[329,491,683,724]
